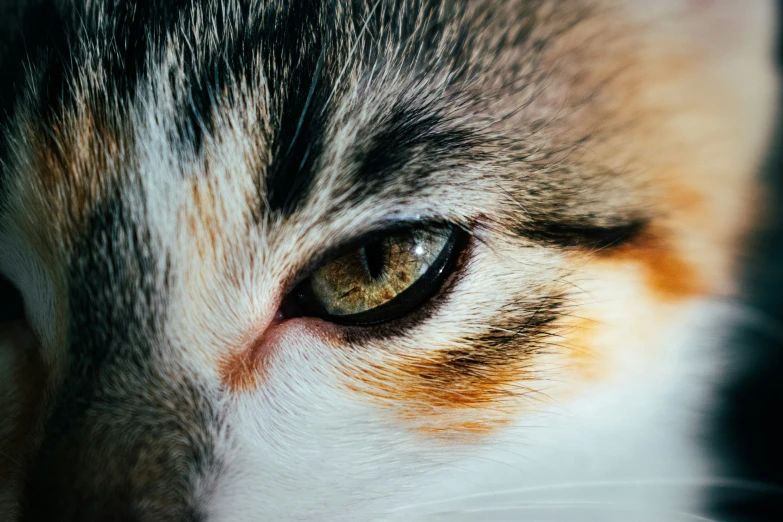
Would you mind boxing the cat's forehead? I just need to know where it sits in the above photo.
[2,0,650,273]
[3,2,493,249]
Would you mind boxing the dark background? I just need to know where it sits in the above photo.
[709,3,783,520]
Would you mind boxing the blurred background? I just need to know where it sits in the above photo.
[708,3,783,520]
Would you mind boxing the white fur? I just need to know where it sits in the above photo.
[197,300,733,521]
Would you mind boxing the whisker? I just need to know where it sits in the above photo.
[320,0,383,114]
[285,47,325,157]
[387,477,783,513]
[408,502,725,522]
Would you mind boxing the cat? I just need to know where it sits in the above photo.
[0,0,779,520]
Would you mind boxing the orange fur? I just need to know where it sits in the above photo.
[344,349,542,437]
[218,341,267,393]
[593,227,707,300]
[559,316,607,382]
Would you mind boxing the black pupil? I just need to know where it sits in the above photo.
[0,275,25,323]
[362,239,387,280]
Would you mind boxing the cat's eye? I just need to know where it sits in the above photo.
[292,225,460,326]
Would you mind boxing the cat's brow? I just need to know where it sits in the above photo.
[345,103,486,204]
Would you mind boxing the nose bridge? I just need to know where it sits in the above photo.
[20,359,218,522]
[16,169,220,519]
